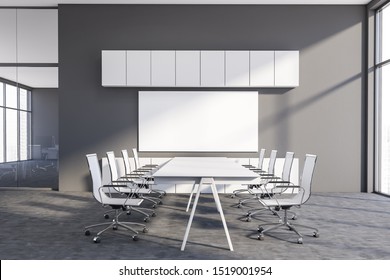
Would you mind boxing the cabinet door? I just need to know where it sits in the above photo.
[0,9,17,63]
[151,51,176,86]
[226,51,249,87]
[176,51,200,87]
[127,51,151,86]
[275,51,299,87]
[17,9,58,63]
[250,51,274,87]
[200,51,225,87]
[102,50,126,86]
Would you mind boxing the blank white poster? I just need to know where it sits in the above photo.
[139,91,258,152]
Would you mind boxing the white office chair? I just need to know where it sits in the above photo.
[244,151,295,221]
[132,148,159,171]
[106,151,159,218]
[231,148,267,198]
[132,148,166,196]
[257,154,319,244]
[84,153,148,243]
[235,149,278,208]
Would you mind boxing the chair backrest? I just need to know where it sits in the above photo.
[300,154,317,204]
[132,148,140,170]
[258,148,266,169]
[106,151,120,182]
[86,153,103,203]
[268,149,278,174]
[281,151,294,181]
[121,149,131,175]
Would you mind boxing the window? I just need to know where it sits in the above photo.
[376,2,390,195]
[0,80,32,163]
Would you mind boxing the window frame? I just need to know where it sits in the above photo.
[0,78,32,163]
[375,1,390,195]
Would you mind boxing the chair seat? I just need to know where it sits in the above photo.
[104,186,152,194]
[103,196,144,207]
[261,198,299,208]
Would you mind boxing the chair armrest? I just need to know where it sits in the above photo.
[273,184,298,189]
[250,168,265,172]
[267,180,291,184]
[259,173,275,177]
[102,184,128,189]
[144,164,158,167]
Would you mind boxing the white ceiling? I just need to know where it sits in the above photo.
[0,0,372,7]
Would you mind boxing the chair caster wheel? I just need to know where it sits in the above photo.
[291,215,297,220]
[113,225,118,230]
[144,217,150,222]
[93,236,101,243]
[132,236,139,241]
[257,227,264,232]
[237,204,242,208]
[143,228,149,233]
[314,232,320,238]
[85,230,91,236]
[230,194,235,198]
[104,214,109,219]
[151,212,156,217]
[297,238,303,244]
[257,234,264,240]
[152,204,157,208]
[246,217,252,222]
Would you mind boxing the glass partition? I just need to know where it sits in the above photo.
[0,8,58,190]
[376,2,390,195]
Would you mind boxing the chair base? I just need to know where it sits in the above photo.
[245,206,297,222]
[85,209,148,243]
[257,208,319,244]
[104,206,156,222]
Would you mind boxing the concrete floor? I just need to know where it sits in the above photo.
[0,190,389,260]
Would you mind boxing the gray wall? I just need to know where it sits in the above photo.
[32,88,59,147]
[59,4,366,192]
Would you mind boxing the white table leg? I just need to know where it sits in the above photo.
[211,182,221,213]
[181,178,203,251]
[186,182,197,212]
[210,178,234,251]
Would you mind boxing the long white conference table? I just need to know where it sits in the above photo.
[151,157,259,251]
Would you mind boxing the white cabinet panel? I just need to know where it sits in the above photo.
[127,51,151,86]
[226,51,249,87]
[0,9,17,63]
[176,51,200,87]
[17,9,58,63]
[200,51,225,87]
[275,51,299,87]
[250,51,274,87]
[102,51,126,86]
[151,51,176,86]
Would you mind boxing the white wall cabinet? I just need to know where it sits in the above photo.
[0,8,58,64]
[17,9,58,63]
[200,51,225,87]
[250,51,275,87]
[176,51,200,87]
[0,9,17,63]
[151,51,176,86]
[102,50,299,88]
[275,51,299,87]
[102,50,126,86]
[127,50,151,86]
[226,51,249,87]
